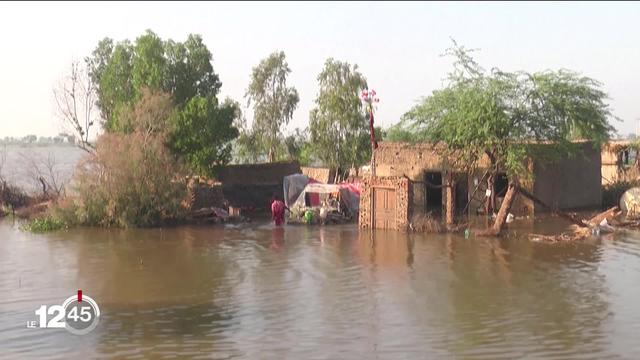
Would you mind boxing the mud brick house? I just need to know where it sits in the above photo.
[601,140,640,185]
[360,141,602,230]
[218,161,301,212]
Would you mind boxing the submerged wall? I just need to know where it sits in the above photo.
[533,142,602,211]
[218,161,301,211]
[371,141,601,218]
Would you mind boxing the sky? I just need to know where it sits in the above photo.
[0,1,639,138]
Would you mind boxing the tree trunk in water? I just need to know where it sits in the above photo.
[445,173,455,227]
[478,181,517,237]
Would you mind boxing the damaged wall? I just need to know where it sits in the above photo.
[187,178,225,210]
[371,141,599,219]
[372,142,526,217]
[374,142,459,218]
[601,140,640,185]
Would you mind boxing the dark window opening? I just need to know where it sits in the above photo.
[619,149,637,168]
[425,172,442,212]
[494,173,509,198]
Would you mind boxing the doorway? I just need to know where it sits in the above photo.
[425,172,442,212]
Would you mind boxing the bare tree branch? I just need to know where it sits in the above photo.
[19,151,67,198]
[53,60,99,154]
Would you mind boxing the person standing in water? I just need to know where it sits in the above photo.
[271,194,287,226]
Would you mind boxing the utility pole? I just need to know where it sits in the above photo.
[361,89,379,177]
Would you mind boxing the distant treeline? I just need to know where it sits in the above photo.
[0,134,77,146]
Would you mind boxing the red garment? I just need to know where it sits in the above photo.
[271,200,286,226]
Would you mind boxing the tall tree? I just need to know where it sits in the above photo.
[88,39,134,130]
[284,128,313,166]
[86,30,223,133]
[84,30,239,175]
[398,41,615,234]
[245,51,299,162]
[309,58,370,173]
[168,97,240,178]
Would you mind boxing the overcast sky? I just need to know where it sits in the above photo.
[0,1,639,138]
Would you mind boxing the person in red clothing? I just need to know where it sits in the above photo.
[271,194,287,226]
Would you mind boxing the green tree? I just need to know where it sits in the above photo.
[232,109,266,164]
[168,97,240,177]
[164,34,222,106]
[283,128,313,165]
[88,40,135,129]
[86,30,223,132]
[384,123,419,142]
[309,58,370,173]
[85,30,239,175]
[245,51,299,162]
[398,41,615,234]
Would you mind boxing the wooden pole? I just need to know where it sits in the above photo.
[445,172,455,226]
[369,108,376,178]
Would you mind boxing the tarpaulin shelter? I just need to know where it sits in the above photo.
[283,174,321,208]
[289,182,361,216]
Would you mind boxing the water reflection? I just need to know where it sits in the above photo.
[1,219,639,359]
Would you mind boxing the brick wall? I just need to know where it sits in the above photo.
[219,161,301,186]
[601,141,640,185]
[187,178,225,210]
[218,161,301,211]
[374,142,492,179]
[359,176,410,230]
[301,167,336,183]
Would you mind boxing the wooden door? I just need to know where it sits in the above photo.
[373,187,396,229]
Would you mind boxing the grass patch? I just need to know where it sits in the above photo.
[21,216,67,233]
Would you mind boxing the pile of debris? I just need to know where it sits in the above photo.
[528,206,633,243]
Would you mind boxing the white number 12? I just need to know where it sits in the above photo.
[35,305,65,328]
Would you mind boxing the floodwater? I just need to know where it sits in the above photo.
[0,145,85,193]
[2,218,640,359]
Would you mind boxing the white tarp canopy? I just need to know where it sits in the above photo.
[301,183,342,194]
[290,182,360,215]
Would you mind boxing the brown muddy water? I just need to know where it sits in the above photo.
[1,217,640,359]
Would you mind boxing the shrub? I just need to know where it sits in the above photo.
[61,90,190,227]
[22,216,67,233]
[0,180,29,210]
